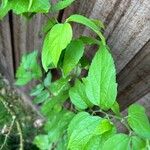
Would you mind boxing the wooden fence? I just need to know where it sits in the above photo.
[0,0,150,111]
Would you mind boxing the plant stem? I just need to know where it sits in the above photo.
[92,109,132,133]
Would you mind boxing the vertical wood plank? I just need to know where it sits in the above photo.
[117,40,150,110]
[0,15,14,82]
[63,0,150,74]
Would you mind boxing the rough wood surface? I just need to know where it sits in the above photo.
[64,0,150,73]
[117,40,150,110]
[0,15,14,82]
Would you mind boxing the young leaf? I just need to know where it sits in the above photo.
[44,72,52,87]
[30,84,44,96]
[42,23,72,71]
[85,42,117,110]
[42,18,57,34]
[66,14,106,45]
[91,19,105,30]
[62,39,84,76]
[44,110,74,143]
[50,77,70,96]
[15,51,42,85]
[111,101,120,116]
[41,90,69,117]
[15,71,32,86]
[51,0,75,12]
[69,79,92,110]
[102,134,130,150]
[33,90,50,104]
[68,112,113,149]
[127,104,150,139]
[79,36,100,45]
[33,135,51,150]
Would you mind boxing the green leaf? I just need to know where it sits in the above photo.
[44,110,74,143]
[127,104,150,139]
[102,134,130,150]
[68,112,113,149]
[15,70,32,86]
[12,0,50,14]
[66,14,106,45]
[51,0,75,12]
[41,90,69,117]
[44,72,52,87]
[50,77,70,96]
[42,18,57,34]
[91,19,105,30]
[1,0,8,8]
[33,90,50,104]
[33,135,51,150]
[0,0,50,19]
[15,51,42,85]
[55,135,68,150]
[111,101,120,116]
[0,2,11,19]
[79,36,100,45]
[28,0,33,10]
[131,136,146,150]
[30,84,44,96]
[42,23,72,71]
[63,39,84,76]
[85,42,117,110]
[69,79,92,110]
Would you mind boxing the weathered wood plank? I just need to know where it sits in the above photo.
[117,40,150,110]
[63,0,150,74]
[0,15,14,82]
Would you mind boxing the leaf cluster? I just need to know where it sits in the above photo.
[0,0,150,150]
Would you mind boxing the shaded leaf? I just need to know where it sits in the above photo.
[33,90,50,104]
[44,72,52,87]
[41,90,69,117]
[66,14,106,45]
[63,39,84,76]
[51,0,75,12]
[30,84,44,96]
[69,79,92,110]
[79,36,100,45]
[15,51,42,85]
[33,135,51,150]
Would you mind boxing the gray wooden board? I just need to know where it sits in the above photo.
[0,15,14,82]
[117,40,150,110]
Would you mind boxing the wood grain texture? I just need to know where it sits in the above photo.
[12,14,47,68]
[64,0,150,73]
[117,40,150,110]
[0,15,14,82]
